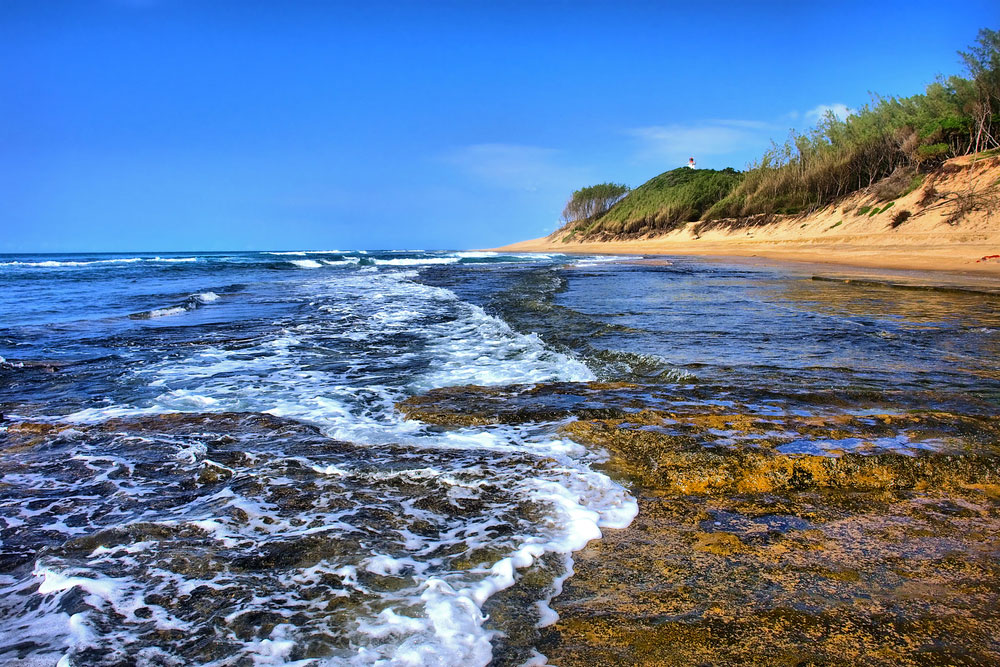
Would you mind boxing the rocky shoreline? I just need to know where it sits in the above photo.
[399,381,1000,665]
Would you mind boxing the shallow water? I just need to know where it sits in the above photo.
[1,250,999,665]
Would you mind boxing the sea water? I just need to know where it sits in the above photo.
[1,250,998,665]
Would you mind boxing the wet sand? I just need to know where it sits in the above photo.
[496,239,1000,276]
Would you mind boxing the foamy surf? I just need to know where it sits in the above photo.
[129,291,225,319]
[1,257,636,666]
[0,256,199,268]
[290,259,324,268]
[373,257,461,266]
[265,250,353,255]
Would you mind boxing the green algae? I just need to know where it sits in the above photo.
[396,380,1000,665]
[565,417,1000,495]
[536,491,1000,666]
[395,381,641,426]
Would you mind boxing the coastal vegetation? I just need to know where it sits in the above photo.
[558,28,999,240]
[560,183,630,224]
[563,168,742,237]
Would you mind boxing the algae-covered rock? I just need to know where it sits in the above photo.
[1,421,73,453]
[569,421,1000,495]
[538,491,1000,666]
[396,381,644,426]
[692,530,745,555]
[396,380,1000,665]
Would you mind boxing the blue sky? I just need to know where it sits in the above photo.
[1,1,995,252]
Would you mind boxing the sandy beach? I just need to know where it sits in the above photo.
[497,155,1000,278]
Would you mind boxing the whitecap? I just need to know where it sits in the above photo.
[145,306,187,318]
[573,254,635,266]
[373,257,461,266]
[194,292,220,303]
[265,250,351,255]
[0,256,199,268]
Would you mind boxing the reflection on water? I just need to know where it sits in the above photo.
[424,257,1000,401]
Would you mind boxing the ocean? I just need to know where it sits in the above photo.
[1,250,999,665]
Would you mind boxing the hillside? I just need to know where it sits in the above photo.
[534,27,999,260]
[560,167,743,240]
[497,153,1000,275]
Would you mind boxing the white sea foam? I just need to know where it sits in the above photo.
[145,306,188,318]
[0,257,198,268]
[498,253,562,260]
[290,259,323,269]
[573,254,636,266]
[18,265,636,665]
[265,250,352,255]
[373,257,461,266]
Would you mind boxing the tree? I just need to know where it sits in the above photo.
[561,183,630,223]
[958,28,1000,152]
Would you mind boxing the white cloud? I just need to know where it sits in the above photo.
[441,143,587,192]
[805,103,853,122]
[625,119,774,166]
[706,118,773,130]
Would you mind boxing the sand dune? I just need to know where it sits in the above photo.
[497,155,1000,276]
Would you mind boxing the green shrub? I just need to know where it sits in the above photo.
[916,143,951,160]
[858,205,872,215]
[901,173,925,196]
[570,168,743,237]
[973,147,1000,161]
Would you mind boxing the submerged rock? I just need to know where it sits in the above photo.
[563,416,1000,495]
[0,409,600,665]
[397,380,1000,664]
[1,421,73,453]
[537,490,1000,665]
[396,381,645,425]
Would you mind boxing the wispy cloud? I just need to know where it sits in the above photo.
[705,118,773,130]
[805,103,853,122]
[626,119,775,166]
[441,143,587,192]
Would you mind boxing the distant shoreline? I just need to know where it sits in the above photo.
[494,155,1000,279]
[492,240,1000,278]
